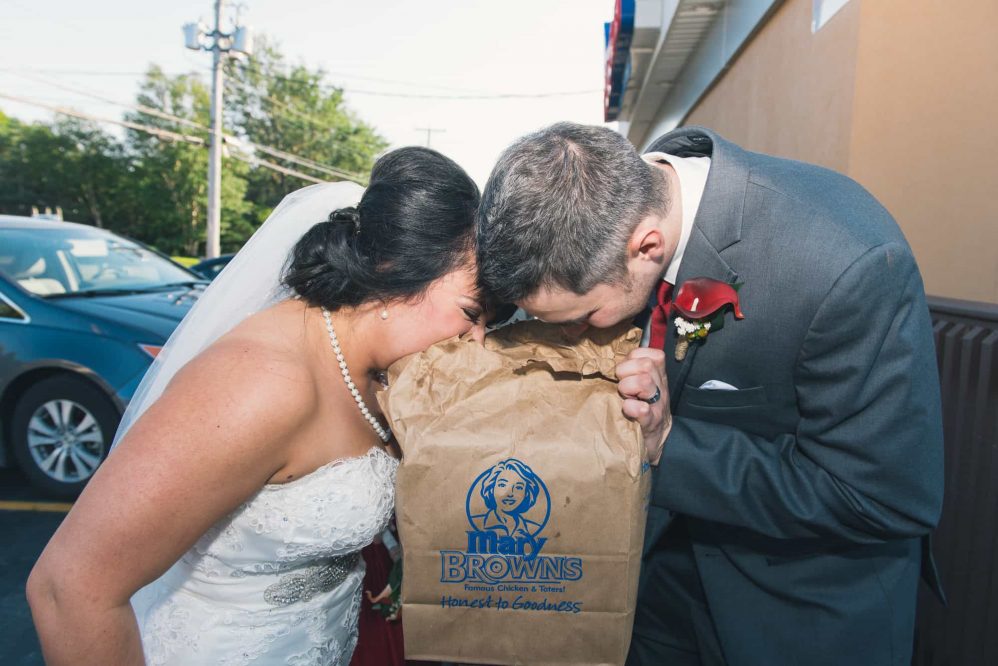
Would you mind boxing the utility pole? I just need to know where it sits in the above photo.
[415,126,446,149]
[183,3,252,258]
[205,0,224,259]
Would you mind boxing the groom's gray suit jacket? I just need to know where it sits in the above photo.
[640,127,944,665]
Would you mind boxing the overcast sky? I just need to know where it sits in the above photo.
[0,0,614,186]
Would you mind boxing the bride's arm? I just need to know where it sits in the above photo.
[26,341,316,666]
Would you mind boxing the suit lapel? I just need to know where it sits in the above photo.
[666,227,739,409]
[647,127,749,410]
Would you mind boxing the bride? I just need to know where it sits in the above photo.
[27,147,485,665]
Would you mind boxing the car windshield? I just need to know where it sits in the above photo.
[0,227,201,297]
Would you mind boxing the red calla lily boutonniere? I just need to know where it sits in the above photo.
[672,277,745,361]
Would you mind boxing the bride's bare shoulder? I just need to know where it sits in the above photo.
[172,299,319,413]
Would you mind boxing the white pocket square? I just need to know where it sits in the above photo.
[698,380,739,391]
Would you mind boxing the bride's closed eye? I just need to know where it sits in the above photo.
[462,306,483,325]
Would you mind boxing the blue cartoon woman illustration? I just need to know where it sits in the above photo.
[471,459,543,539]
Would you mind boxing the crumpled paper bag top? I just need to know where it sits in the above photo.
[483,320,642,379]
[379,321,643,446]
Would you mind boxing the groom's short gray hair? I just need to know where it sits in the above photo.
[476,122,668,303]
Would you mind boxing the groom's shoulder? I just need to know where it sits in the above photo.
[650,127,909,256]
[726,148,923,299]
[745,151,885,218]
[742,149,908,254]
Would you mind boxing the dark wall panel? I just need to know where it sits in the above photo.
[914,297,998,665]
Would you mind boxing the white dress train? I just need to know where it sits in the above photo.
[131,447,398,666]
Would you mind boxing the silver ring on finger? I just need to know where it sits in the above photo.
[643,386,662,405]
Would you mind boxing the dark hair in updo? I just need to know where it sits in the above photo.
[283,147,481,310]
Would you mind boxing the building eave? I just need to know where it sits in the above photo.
[617,0,785,149]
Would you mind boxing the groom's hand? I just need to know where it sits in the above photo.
[616,348,671,465]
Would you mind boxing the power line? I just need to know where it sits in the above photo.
[0,92,340,186]
[230,153,324,184]
[235,59,512,94]
[231,62,600,99]
[224,78,335,129]
[0,92,206,146]
[225,135,365,184]
[7,71,206,130]
[343,88,599,100]
[1,65,602,100]
[223,80,381,172]
[4,76,367,184]
[314,70,497,95]
[0,67,198,78]
[238,64,599,99]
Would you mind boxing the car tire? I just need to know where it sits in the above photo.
[10,375,120,499]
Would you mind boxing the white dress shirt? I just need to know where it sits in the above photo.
[642,151,712,284]
[640,151,711,346]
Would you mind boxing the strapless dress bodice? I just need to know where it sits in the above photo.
[132,446,398,666]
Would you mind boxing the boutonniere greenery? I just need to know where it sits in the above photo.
[672,278,745,361]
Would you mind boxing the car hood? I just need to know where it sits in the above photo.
[52,288,202,341]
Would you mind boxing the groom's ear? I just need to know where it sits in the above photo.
[628,224,667,264]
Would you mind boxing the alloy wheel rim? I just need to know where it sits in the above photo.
[27,399,105,483]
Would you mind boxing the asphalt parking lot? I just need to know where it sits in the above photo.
[0,466,70,666]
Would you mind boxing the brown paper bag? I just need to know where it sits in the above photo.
[379,321,650,666]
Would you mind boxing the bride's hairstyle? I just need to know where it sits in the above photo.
[283,146,480,310]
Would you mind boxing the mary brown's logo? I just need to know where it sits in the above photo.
[440,458,582,584]
[466,458,550,559]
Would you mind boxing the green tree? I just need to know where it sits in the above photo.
[54,117,132,229]
[123,66,250,256]
[0,40,387,256]
[225,39,387,224]
[0,112,68,216]
[0,113,129,227]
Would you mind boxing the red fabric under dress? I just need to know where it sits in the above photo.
[350,542,434,666]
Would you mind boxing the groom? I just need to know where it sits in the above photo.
[476,123,945,665]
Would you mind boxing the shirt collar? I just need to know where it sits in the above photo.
[642,151,711,284]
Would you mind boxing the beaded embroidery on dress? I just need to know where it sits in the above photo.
[131,447,398,666]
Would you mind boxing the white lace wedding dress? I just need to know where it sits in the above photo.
[131,446,398,666]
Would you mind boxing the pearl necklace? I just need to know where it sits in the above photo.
[321,308,391,442]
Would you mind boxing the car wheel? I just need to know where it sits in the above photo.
[11,375,120,499]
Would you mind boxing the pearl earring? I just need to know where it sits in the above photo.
[380,307,389,320]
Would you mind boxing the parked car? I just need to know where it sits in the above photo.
[0,215,207,497]
[190,253,234,281]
